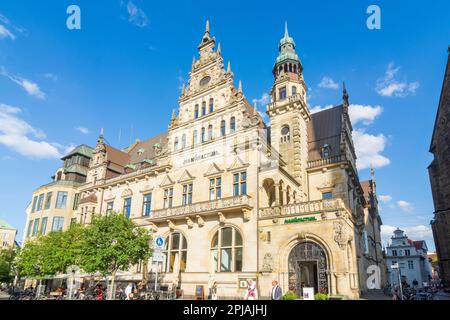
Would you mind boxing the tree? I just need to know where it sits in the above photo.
[0,248,17,283]
[79,214,152,299]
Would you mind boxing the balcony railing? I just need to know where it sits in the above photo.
[266,94,302,112]
[307,155,347,169]
[258,198,348,219]
[136,194,252,221]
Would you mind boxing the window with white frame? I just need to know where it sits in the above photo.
[209,177,222,200]
[211,227,243,272]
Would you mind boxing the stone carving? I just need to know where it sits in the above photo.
[333,221,350,249]
[121,188,133,198]
[261,253,273,272]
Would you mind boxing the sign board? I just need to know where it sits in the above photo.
[152,251,165,263]
[195,285,205,300]
[238,276,257,289]
[302,287,315,300]
[154,236,165,249]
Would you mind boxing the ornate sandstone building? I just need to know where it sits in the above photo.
[429,47,450,290]
[24,22,384,299]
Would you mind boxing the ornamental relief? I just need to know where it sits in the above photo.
[121,188,133,198]
[333,221,352,250]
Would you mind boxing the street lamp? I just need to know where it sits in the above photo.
[391,263,403,300]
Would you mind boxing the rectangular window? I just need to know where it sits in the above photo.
[27,221,33,237]
[142,193,152,217]
[392,250,397,257]
[279,87,287,100]
[209,177,222,200]
[37,194,44,211]
[182,184,193,205]
[31,196,38,213]
[73,193,80,210]
[405,249,410,256]
[202,102,206,116]
[233,172,247,196]
[71,218,77,225]
[41,217,48,235]
[322,192,333,199]
[32,218,40,236]
[55,191,68,209]
[106,201,114,215]
[123,197,132,218]
[164,188,173,208]
[44,192,52,210]
[408,260,414,270]
[51,217,64,232]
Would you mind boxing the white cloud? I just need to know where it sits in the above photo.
[0,24,15,40]
[122,0,149,28]
[378,195,392,203]
[348,104,382,126]
[0,67,46,99]
[318,76,339,89]
[381,225,432,246]
[252,92,270,107]
[396,200,414,213]
[376,62,419,97]
[309,104,333,114]
[0,104,69,159]
[352,129,390,170]
[43,73,58,81]
[75,127,89,134]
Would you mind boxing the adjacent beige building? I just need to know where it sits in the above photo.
[0,220,17,250]
[23,22,385,299]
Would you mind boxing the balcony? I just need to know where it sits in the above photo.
[307,155,347,170]
[258,198,349,220]
[266,94,303,112]
[133,194,252,223]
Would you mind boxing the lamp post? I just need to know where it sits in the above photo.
[391,263,403,300]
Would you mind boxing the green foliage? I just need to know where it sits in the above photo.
[282,290,299,300]
[79,214,152,277]
[0,248,17,283]
[314,293,329,300]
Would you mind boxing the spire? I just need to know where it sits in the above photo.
[181,83,186,95]
[217,42,221,55]
[97,128,104,145]
[171,109,176,120]
[238,80,242,93]
[205,19,210,35]
[342,82,349,106]
[253,101,258,115]
[227,61,231,73]
[284,21,289,38]
[192,56,196,68]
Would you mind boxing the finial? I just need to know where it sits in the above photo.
[284,21,289,38]
[217,42,221,54]
[238,80,242,93]
[97,128,104,145]
[342,81,349,106]
[192,56,196,67]
[181,83,185,94]
[100,128,104,136]
[253,101,258,115]
[171,109,176,120]
[227,61,231,73]
[205,20,210,34]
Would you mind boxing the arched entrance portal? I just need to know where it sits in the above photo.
[288,242,329,295]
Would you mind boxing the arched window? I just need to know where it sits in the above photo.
[162,232,187,272]
[289,63,292,72]
[208,125,213,140]
[230,117,236,133]
[292,86,297,96]
[193,130,198,145]
[293,64,297,74]
[211,226,243,272]
[201,127,206,143]
[286,186,291,204]
[174,137,179,150]
[281,125,290,143]
[284,64,288,72]
[202,102,206,116]
[194,105,199,119]
[220,120,226,136]
[209,98,214,113]
[181,134,186,149]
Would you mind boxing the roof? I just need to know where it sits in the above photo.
[307,105,343,161]
[105,145,130,167]
[126,132,168,165]
[64,164,88,176]
[61,144,94,160]
[0,219,15,230]
[360,180,371,198]
[413,240,427,251]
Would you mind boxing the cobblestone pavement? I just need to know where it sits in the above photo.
[360,290,392,300]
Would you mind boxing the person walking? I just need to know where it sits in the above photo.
[271,280,282,300]
[210,282,218,300]
[125,283,133,300]
[244,279,258,300]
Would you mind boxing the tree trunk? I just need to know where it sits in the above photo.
[108,270,117,300]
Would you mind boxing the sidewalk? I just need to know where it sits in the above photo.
[434,290,450,300]
[360,289,391,300]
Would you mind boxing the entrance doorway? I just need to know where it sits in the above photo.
[288,242,329,295]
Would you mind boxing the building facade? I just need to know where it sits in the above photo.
[23,145,93,243]
[429,47,450,290]
[385,228,433,288]
[24,22,384,299]
[0,219,17,250]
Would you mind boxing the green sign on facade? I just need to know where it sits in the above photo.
[284,216,317,224]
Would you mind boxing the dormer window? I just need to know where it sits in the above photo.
[137,148,145,156]
[321,144,331,158]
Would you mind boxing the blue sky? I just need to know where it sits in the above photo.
[0,0,449,250]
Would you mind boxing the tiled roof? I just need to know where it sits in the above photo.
[0,219,15,230]
[105,145,130,167]
[360,180,371,198]
[307,105,343,161]
[61,144,94,160]
[126,132,168,165]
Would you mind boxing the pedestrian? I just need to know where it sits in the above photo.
[271,280,282,300]
[124,283,133,300]
[244,279,258,300]
[210,281,218,300]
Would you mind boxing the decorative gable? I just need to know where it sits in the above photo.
[178,170,195,183]
[227,156,249,172]
[159,174,174,187]
[204,162,224,177]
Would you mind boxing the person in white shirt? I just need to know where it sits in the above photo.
[271,280,282,300]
